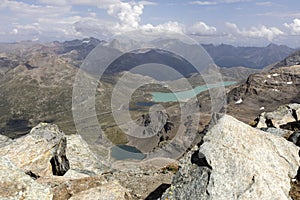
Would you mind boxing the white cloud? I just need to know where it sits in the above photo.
[67,0,118,7]
[222,0,249,3]
[226,22,284,41]
[0,0,71,17]
[189,0,250,5]
[255,1,272,6]
[67,0,150,32]
[188,21,217,35]
[38,0,67,6]
[0,0,150,41]
[138,1,158,6]
[284,19,300,35]
[141,21,185,33]
[189,1,217,5]
[108,2,144,29]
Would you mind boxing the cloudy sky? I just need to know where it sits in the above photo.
[1,0,300,47]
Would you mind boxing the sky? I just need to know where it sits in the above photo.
[1,0,300,47]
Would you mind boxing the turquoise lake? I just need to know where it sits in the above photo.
[111,145,145,160]
[151,81,236,102]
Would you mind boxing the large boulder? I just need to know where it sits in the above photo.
[0,156,53,199]
[0,122,136,199]
[65,134,105,176]
[162,115,300,200]
[0,123,69,177]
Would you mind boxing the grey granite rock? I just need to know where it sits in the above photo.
[161,115,300,200]
[0,156,53,199]
[0,123,69,177]
[0,134,12,147]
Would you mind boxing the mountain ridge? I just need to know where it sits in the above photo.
[202,43,294,69]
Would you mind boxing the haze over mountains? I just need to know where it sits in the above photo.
[58,38,296,70]
[202,43,295,69]
[1,37,294,70]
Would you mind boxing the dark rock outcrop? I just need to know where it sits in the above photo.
[288,132,300,147]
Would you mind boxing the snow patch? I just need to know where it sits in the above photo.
[235,98,243,104]
[82,40,90,44]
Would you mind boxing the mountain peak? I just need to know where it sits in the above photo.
[266,43,278,48]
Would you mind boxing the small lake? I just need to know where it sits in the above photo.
[111,144,146,160]
[151,81,236,102]
[136,101,156,107]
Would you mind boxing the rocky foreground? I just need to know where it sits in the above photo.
[1,105,300,199]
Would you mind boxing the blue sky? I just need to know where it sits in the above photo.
[0,0,300,47]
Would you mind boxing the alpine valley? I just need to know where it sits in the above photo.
[1,37,300,200]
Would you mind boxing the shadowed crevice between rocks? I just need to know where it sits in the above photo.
[281,121,300,131]
[265,118,275,128]
[292,109,298,121]
[50,155,70,176]
[191,150,212,170]
[50,137,70,176]
[25,171,40,180]
[145,184,171,200]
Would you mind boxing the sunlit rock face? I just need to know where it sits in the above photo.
[0,123,70,177]
[161,115,300,200]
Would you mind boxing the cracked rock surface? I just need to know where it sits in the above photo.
[161,115,300,200]
[0,123,70,177]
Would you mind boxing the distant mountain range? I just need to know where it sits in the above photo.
[202,43,295,69]
[1,38,294,71]
[53,38,295,70]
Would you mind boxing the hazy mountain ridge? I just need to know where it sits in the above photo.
[202,43,295,69]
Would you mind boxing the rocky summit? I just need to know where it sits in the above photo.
[0,123,131,200]
[1,112,300,199]
[161,115,300,200]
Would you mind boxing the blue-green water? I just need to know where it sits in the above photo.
[111,145,145,160]
[151,81,236,102]
[136,101,156,107]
